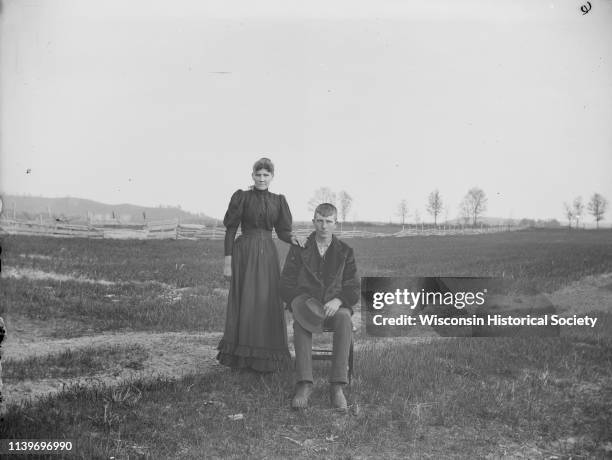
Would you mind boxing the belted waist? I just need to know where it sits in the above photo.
[241,228,273,238]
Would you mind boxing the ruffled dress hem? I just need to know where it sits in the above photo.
[217,339,291,373]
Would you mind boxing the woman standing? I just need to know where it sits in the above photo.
[217,158,300,372]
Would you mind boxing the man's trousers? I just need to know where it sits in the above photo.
[293,308,352,384]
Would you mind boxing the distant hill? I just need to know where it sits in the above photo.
[0,195,217,225]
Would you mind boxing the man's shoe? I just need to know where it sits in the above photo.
[291,381,313,410]
[330,383,348,412]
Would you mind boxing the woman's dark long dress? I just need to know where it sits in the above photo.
[216,188,293,372]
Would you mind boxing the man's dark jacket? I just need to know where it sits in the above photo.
[280,232,360,313]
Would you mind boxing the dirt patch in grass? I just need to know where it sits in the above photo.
[548,272,612,315]
[1,266,177,290]
[1,266,117,285]
[3,314,88,344]
[19,253,52,260]
[2,330,223,406]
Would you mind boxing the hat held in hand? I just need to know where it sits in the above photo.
[291,294,325,333]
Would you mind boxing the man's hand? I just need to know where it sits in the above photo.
[323,298,342,318]
[223,255,232,279]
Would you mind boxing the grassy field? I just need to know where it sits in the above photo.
[2,229,611,335]
[1,229,611,458]
[2,336,611,458]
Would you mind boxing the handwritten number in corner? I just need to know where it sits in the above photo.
[581,1,592,15]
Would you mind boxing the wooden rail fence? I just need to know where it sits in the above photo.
[0,218,524,240]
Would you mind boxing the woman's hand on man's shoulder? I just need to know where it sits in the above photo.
[290,234,306,248]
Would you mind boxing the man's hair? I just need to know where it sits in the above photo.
[252,157,274,174]
[314,203,337,220]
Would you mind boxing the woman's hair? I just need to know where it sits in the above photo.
[252,157,274,174]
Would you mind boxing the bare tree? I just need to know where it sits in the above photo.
[337,191,353,230]
[459,199,471,225]
[573,196,584,228]
[461,187,488,226]
[414,209,421,225]
[587,193,608,229]
[426,189,443,226]
[563,202,574,229]
[308,187,337,212]
[397,199,409,229]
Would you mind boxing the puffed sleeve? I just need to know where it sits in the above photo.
[275,194,294,245]
[223,190,244,256]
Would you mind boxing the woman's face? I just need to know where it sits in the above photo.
[252,168,273,190]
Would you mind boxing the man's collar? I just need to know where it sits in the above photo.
[316,238,332,256]
[315,236,333,246]
[306,232,336,246]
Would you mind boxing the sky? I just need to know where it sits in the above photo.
[1,0,611,223]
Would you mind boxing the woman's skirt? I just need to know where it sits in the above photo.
[216,229,291,372]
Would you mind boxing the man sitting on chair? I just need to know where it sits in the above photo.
[280,203,359,411]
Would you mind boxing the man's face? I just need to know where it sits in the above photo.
[313,212,337,239]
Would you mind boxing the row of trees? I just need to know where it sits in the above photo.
[401,189,608,228]
[398,187,486,228]
[564,194,608,229]
[307,186,609,228]
[307,186,485,227]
